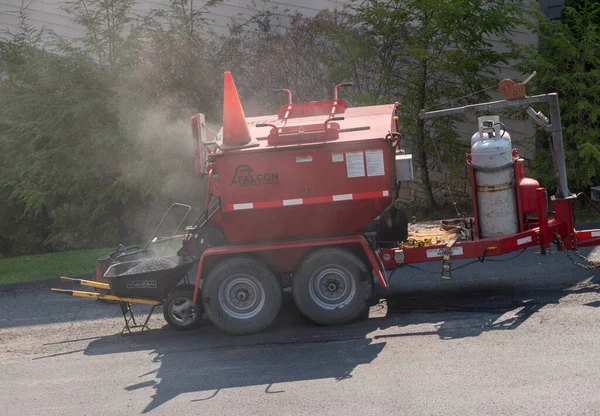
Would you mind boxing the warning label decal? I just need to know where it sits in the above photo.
[346,152,365,178]
[426,246,464,258]
[365,149,385,176]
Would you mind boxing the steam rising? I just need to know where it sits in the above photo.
[117,98,212,240]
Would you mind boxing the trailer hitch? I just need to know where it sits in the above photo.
[440,237,460,280]
[440,223,471,279]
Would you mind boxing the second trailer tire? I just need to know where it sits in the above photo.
[202,257,282,335]
[292,248,373,326]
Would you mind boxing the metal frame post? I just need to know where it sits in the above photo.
[536,188,550,253]
[546,95,571,199]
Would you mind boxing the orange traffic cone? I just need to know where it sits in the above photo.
[222,71,253,148]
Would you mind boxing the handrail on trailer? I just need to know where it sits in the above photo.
[144,202,192,255]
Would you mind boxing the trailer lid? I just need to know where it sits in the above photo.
[214,102,399,153]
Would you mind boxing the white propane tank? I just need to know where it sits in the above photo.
[471,116,518,238]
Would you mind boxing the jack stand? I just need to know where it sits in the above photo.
[120,302,156,334]
[441,248,452,280]
[534,246,552,256]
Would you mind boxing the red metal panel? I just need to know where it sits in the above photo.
[246,104,398,146]
[576,237,600,248]
[514,161,525,231]
[214,140,393,243]
[467,161,480,239]
[553,199,576,249]
[575,229,600,248]
[575,230,600,240]
[220,200,390,243]
[192,234,388,304]
[537,188,550,251]
[191,115,203,177]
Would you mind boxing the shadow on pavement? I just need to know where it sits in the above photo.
[82,298,386,413]
[72,274,600,413]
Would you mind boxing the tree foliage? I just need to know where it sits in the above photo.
[222,9,366,115]
[519,0,600,192]
[0,4,143,254]
[0,0,530,256]
[60,0,138,70]
[351,0,524,207]
[0,1,210,255]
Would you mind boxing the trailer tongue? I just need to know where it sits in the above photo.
[53,71,600,336]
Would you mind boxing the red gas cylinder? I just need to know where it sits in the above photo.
[519,177,540,214]
[514,158,540,215]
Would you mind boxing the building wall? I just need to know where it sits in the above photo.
[540,0,566,20]
[0,0,350,40]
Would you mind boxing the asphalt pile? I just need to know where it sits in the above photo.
[120,257,176,275]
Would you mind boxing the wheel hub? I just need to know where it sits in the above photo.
[236,289,249,302]
[309,266,357,310]
[326,280,339,292]
[169,297,197,326]
[219,275,266,319]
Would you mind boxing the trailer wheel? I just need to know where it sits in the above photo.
[292,248,373,326]
[163,285,204,330]
[202,257,282,335]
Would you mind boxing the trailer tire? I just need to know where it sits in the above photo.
[163,285,204,330]
[292,248,373,326]
[202,257,282,335]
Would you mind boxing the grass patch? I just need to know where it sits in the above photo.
[0,248,110,285]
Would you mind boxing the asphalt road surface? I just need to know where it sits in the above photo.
[2,246,600,415]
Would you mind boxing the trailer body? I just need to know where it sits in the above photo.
[53,72,600,336]
[180,73,600,335]
[210,103,396,244]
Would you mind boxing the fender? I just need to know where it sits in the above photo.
[192,233,387,304]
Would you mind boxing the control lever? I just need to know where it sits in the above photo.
[522,71,537,84]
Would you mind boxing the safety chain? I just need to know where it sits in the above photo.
[554,230,600,270]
